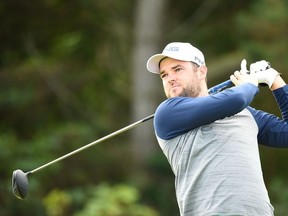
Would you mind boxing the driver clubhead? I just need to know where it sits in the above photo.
[12,169,29,200]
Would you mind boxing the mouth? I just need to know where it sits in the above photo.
[172,85,179,88]
[169,85,182,96]
[170,85,181,90]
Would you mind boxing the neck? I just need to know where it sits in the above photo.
[198,84,209,97]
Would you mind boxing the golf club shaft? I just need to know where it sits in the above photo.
[29,114,154,174]
[27,79,232,175]
[208,80,232,95]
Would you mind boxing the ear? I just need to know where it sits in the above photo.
[198,66,208,81]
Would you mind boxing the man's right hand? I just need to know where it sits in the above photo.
[230,59,258,87]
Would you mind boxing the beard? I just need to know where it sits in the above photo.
[177,83,202,98]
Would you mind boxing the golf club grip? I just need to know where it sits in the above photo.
[208,80,232,95]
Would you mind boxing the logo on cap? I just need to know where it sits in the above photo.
[165,46,179,52]
[195,56,204,65]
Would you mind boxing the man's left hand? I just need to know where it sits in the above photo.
[250,60,280,88]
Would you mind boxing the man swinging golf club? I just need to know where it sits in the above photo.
[146,42,288,215]
[10,45,244,200]
[12,42,288,215]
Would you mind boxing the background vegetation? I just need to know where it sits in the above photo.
[1,0,288,215]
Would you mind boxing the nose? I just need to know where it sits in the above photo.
[168,74,176,84]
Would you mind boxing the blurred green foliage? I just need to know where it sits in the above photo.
[269,178,288,216]
[1,0,288,215]
[43,184,160,216]
[43,189,72,216]
[73,184,159,216]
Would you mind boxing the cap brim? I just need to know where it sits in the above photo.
[146,54,168,74]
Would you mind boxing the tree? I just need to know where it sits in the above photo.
[131,0,168,164]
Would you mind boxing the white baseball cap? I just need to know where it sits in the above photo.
[146,42,205,74]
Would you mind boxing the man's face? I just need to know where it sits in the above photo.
[159,58,204,98]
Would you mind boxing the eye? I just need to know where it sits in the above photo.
[160,73,167,79]
[175,67,183,72]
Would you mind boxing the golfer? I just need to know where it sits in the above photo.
[146,42,288,215]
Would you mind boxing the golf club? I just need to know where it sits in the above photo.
[11,79,236,200]
[12,114,154,200]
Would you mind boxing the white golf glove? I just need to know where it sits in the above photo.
[250,60,280,88]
